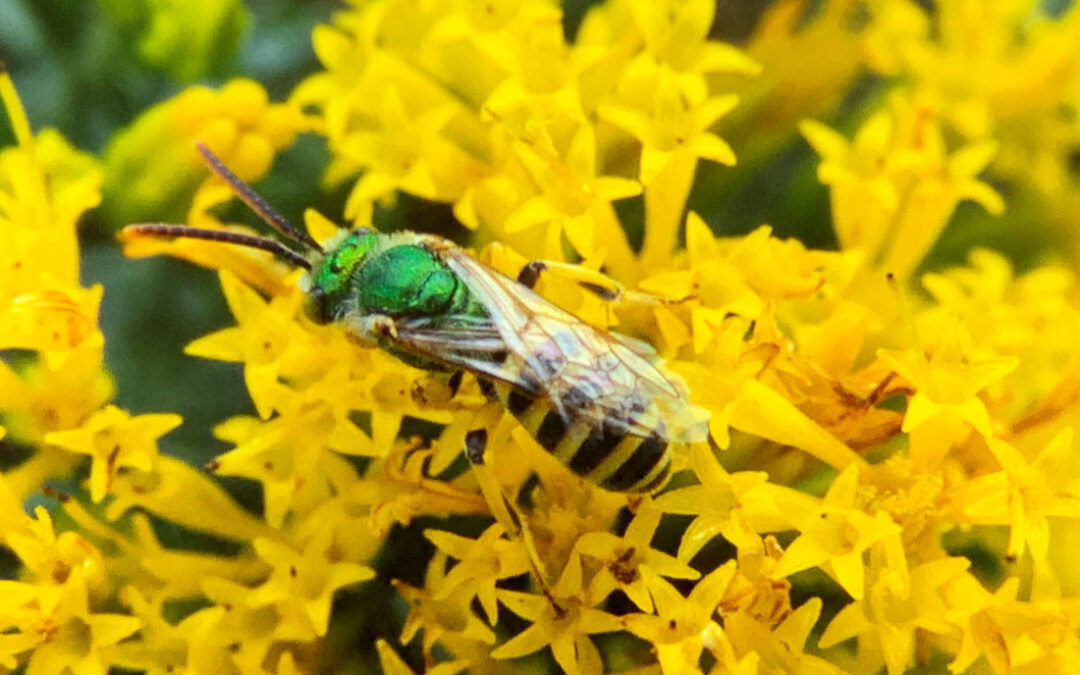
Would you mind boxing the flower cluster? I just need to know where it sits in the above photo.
[4,0,1080,673]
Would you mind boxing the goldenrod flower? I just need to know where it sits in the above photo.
[395,552,497,665]
[622,562,736,675]
[957,429,1080,562]
[45,405,181,503]
[103,79,303,225]
[773,465,901,599]
[878,319,1018,439]
[17,582,141,675]
[721,598,843,675]
[246,535,375,639]
[802,94,1004,280]
[652,443,762,561]
[492,559,622,674]
[424,523,531,625]
[575,507,700,612]
[819,556,971,675]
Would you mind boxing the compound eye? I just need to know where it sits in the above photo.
[304,286,331,325]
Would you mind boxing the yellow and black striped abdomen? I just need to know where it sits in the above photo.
[478,378,672,493]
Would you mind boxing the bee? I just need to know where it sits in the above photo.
[123,144,707,494]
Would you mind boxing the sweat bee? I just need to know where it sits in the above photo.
[124,144,708,494]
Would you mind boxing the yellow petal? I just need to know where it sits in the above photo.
[727,379,863,469]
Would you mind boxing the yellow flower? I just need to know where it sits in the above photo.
[395,552,496,666]
[247,534,375,639]
[773,465,901,600]
[110,587,202,675]
[344,437,490,537]
[920,249,1080,420]
[107,455,275,545]
[5,1,1080,673]
[20,581,141,675]
[600,77,739,267]
[0,346,114,500]
[0,286,103,369]
[621,0,761,87]
[802,93,1004,280]
[942,573,1021,674]
[52,490,266,604]
[324,88,463,213]
[878,318,1018,439]
[4,504,105,593]
[492,557,622,674]
[498,122,642,259]
[0,71,102,294]
[188,577,280,673]
[600,79,739,185]
[943,574,1080,674]
[575,506,700,612]
[653,444,768,562]
[956,428,1080,562]
[0,581,49,668]
[208,412,360,528]
[376,638,468,675]
[819,556,970,675]
[103,79,302,225]
[44,405,181,503]
[866,0,1080,139]
[0,491,133,673]
[184,270,312,419]
[721,597,845,675]
[424,523,531,625]
[621,561,737,675]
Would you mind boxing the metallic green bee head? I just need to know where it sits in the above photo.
[121,143,478,331]
[303,228,378,325]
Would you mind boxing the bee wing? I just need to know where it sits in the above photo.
[440,247,708,443]
[386,319,545,396]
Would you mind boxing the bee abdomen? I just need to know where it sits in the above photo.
[592,431,670,492]
[491,381,670,493]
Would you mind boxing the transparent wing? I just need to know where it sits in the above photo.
[387,318,544,396]
[439,246,708,443]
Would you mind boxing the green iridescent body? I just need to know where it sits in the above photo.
[303,230,490,370]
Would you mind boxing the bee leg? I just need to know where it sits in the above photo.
[516,261,547,289]
[410,370,464,408]
[350,313,399,347]
[464,412,553,592]
[464,426,528,545]
[464,428,490,466]
[517,260,694,306]
[447,370,464,397]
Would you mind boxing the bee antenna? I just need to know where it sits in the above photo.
[122,223,313,271]
[195,142,324,253]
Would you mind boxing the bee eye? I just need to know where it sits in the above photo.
[328,258,342,274]
[304,287,331,325]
